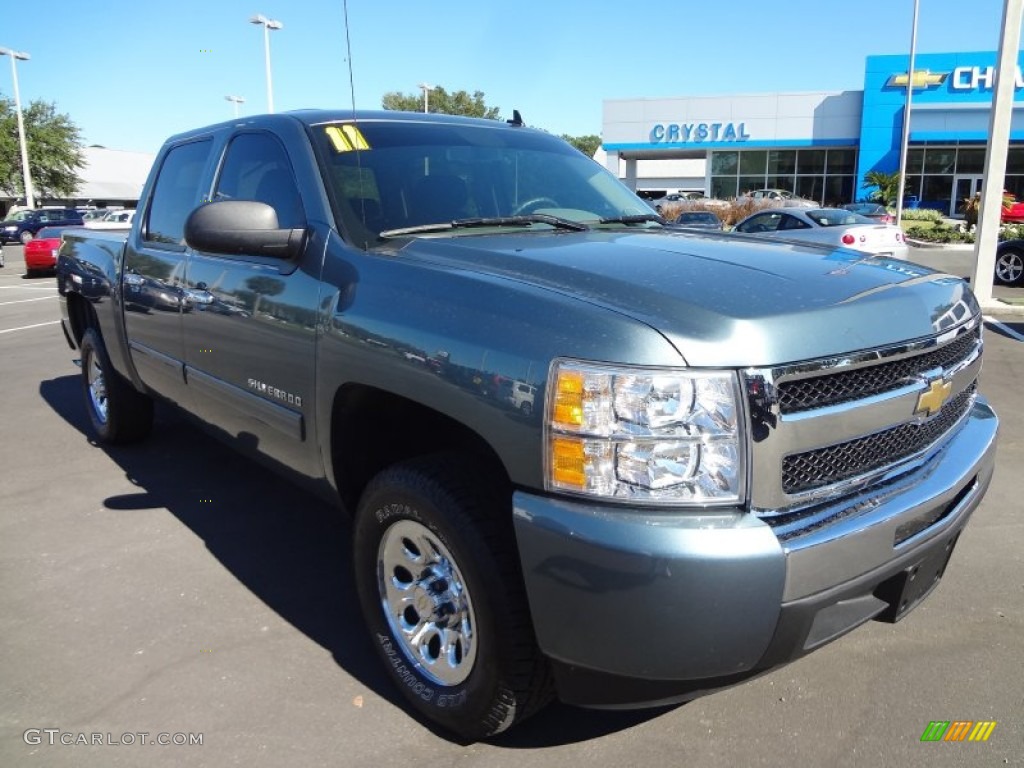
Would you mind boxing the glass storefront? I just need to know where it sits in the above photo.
[710,148,857,204]
[903,144,1024,216]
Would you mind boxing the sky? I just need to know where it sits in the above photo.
[3,0,1020,155]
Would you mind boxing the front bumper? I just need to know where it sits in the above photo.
[512,398,997,708]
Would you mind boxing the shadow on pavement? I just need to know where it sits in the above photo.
[39,373,671,746]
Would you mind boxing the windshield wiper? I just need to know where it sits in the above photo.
[598,213,663,225]
[379,214,589,238]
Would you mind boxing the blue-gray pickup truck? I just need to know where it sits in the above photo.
[56,110,998,739]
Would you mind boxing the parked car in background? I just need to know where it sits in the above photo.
[733,207,909,259]
[668,210,724,230]
[842,202,893,223]
[84,210,136,229]
[740,189,818,208]
[81,208,116,221]
[994,239,1024,285]
[646,191,716,213]
[24,225,83,276]
[1000,193,1024,223]
[0,208,84,244]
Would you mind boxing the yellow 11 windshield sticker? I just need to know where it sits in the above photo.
[325,125,370,153]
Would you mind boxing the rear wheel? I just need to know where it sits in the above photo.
[80,328,154,444]
[995,247,1024,286]
[353,455,551,740]
[20,230,33,245]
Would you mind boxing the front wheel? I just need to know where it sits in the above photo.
[80,328,154,444]
[995,247,1024,286]
[353,455,551,740]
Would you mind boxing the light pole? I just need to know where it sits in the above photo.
[418,82,433,113]
[249,14,282,113]
[894,0,920,228]
[225,94,245,118]
[0,47,34,209]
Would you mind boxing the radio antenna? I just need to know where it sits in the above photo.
[342,0,357,116]
[341,0,370,248]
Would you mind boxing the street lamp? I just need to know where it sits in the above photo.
[225,94,245,118]
[0,47,34,209]
[894,0,920,228]
[418,82,433,113]
[249,14,282,113]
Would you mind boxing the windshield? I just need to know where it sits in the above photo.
[312,119,655,245]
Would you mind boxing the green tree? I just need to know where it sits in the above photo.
[862,170,901,206]
[0,95,84,200]
[381,87,501,119]
[561,134,601,158]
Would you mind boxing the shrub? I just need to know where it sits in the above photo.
[899,208,944,223]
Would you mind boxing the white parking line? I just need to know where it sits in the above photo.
[983,316,1024,342]
[0,320,60,335]
[0,285,56,291]
[0,296,56,306]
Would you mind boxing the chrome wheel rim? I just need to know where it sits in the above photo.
[377,518,477,686]
[87,353,109,425]
[996,251,1023,284]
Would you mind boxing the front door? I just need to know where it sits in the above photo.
[952,175,984,217]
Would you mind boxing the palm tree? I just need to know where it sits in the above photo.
[862,171,901,206]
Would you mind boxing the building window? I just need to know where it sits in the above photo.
[739,151,768,175]
[710,147,857,203]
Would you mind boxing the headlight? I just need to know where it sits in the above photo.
[545,360,745,505]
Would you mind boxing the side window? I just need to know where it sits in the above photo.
[145,139,213,245]
[740,213,780,233]
[214,132,305,229]
[780,215,810,231]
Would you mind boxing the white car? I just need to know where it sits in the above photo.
[732,207,909,259]
[84,210,136,230]
[741,189,818,208]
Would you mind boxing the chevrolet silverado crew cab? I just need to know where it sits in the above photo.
[56,110,998,740]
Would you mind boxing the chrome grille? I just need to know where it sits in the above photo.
[781,384,976,495]
[777,327,980,414]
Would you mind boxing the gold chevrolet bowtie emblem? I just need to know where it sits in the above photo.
[915,379,952,417]
[886,70,949,89]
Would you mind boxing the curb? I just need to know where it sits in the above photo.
[905,238,975,251]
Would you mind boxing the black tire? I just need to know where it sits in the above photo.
[353,455,551,740]
[80,328,154,444]
[994,247,1024,286]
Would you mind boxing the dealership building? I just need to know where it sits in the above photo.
[600,51,1024,216]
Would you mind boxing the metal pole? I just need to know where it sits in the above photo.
[4,51,34,209]
[971,0,1024,307]
[263,24,274,114]
[894,0,919,228]
[418,82,432,113]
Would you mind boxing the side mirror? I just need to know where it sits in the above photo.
[184,200,306,260]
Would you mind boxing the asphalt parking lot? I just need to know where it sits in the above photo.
[1,243,1021,767]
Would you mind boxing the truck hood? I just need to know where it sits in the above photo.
[398,231,978,367]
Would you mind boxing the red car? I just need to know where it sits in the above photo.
[24,225,80,276]
[1001,197,1024,223]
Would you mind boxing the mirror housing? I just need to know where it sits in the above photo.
[184,200,306,259]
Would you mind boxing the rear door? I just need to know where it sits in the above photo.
[123,137,215,406]
[181,130,322,478]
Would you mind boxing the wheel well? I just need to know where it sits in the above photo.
[65,292,97,347]
[329,384,509,511]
